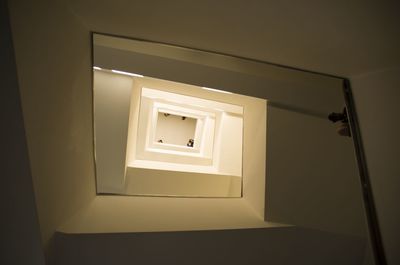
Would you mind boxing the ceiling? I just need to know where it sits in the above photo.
[66,0,400,77]
[7,1,370,259]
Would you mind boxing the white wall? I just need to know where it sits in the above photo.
[216,112,243,176]
[351,67,400,265]
[155,113,197,146]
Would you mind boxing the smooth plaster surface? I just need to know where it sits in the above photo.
[58,196,283,234]
[53,227,366,265]
[8,0,97,252]
[266,105,368,237]
[7,0,391,264]
[155,113,197,146]
[94,38,344,116]
[0,0,45,263]
[71,0,400,77]
[351,68,400,265]
[125,168,242,197]
[94,70,133,193]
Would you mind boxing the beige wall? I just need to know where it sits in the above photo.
[53,227,366,265]
[351,68,400,265]
[58,195,282,234]
[1,0,45,263]
[8,0,96,255]
[265,105,368,237]
[94,36,344,116]
[8,0,370,263]
[94,70,132,193]
[125,168,241,197]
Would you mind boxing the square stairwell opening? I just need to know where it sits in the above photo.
[92,33,266,199]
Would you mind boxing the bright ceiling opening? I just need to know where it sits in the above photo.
[93,66,267,197]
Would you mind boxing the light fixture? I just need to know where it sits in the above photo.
[93,66,102,70]
[111,69,144,78]
[201,87,233,94]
